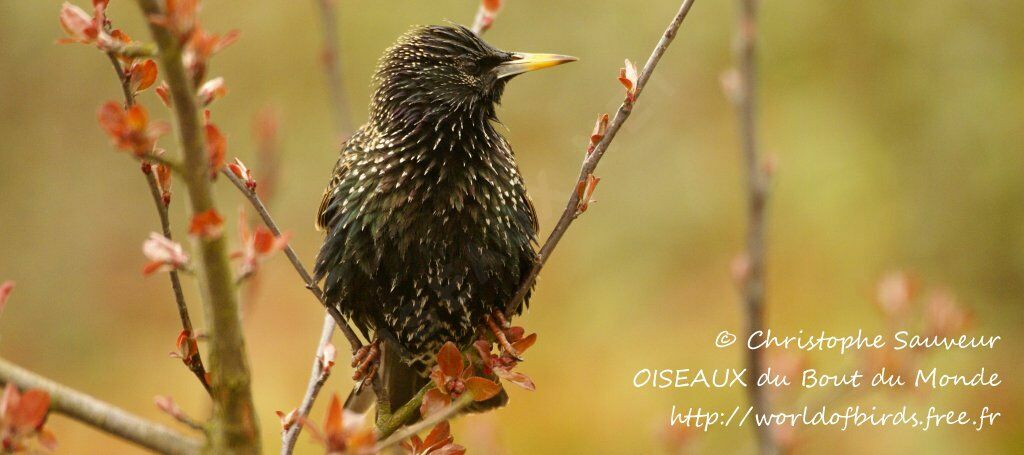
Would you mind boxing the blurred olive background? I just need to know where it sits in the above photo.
[1,0,1022,453]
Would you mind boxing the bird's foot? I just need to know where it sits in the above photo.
[351,339,380,382]
[484,312,522,361]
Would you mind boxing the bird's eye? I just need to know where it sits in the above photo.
[476,55,504,72]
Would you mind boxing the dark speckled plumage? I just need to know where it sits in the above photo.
[314,25,561,407]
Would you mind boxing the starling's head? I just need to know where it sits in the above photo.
[372,25,576,119]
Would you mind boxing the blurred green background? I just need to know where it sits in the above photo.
[1,0,1022,453]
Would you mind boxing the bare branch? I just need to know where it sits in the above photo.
[221,169,364,350]
[135,1,260,451]
[105,51,211,394]
[504,0,699,318]
[0,358,202,455]
[280,314,335,454]
[732,0,772,452]
[313,0,352,137]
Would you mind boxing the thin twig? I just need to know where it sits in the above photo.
[136,0,261,451]
[280,314,336,454]
[106,51,212,395]
[373,393,473,452]
[313,0,352,137]
[0,358,202,455]
[733,0,772,452]
[504,0,699,318]
[221,169,363,350]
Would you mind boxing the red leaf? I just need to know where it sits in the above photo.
[575,174,601,214]
[155,81,172,108]
[419,388,451,418]
[188,209,224,239]
[588,113,609,154]
[464,377,501,402]
[155,163,172,206]
[494,367,536,391]
[204,123,226,179]
[323,394,343,439]
[129,60,159,93]
[618,59,639,101]
[435,342,463,378]
[58,1,101,45]
[10,389,50,430]
[511,332,537,354]
[142,232,189,275]
[96,102,167,156]
[481,0,503,13]
[422,421,452,448]
[226,158,256,190]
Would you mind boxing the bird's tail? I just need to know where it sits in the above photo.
[343,340,428,417]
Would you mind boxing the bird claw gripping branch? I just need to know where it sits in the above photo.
[484,311,522,361]
[351,339,381,382]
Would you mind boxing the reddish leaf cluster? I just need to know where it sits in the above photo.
[169,329,200,366]
[1,384,56,453]
[127,59,159,95]
[401,421,465,455]
[473,328,537,391]
[185,29,240,85]
[188,209,224,239]
[420,343,502,418]
[300,394,375,454]
[618,59,639,102]
[226,158,256,191]
[57,0,109,48]
[97,102,169,157]
[231,208,291,278]
[147,0,239,84]
[141,232,189,276]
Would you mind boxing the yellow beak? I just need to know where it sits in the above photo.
[495,52,578,79]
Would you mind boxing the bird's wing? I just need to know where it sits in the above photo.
[315,139,355,231]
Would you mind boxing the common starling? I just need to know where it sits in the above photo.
[314,24,574,412]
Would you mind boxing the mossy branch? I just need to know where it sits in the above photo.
[135,0,260,452]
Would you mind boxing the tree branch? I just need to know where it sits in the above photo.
[313,0,352,137]
[105,51,211,395]
[279,314,335,454]
[373,383,431,440]
[0,358,201,455]
[732,0,772,452]
[221,169,363,350]
[373,393,473,451]
[504,0,699,318]
[135,1,260,451]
